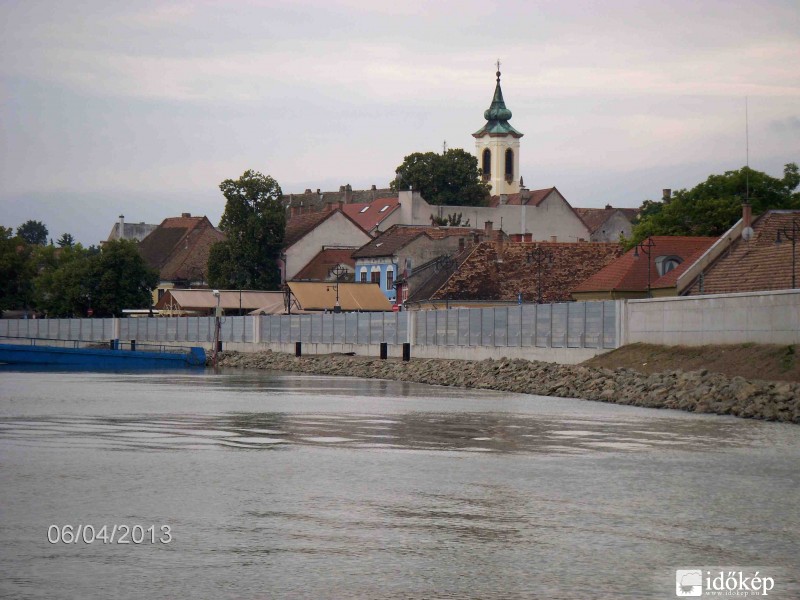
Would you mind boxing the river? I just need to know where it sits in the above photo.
[1,368,798,599]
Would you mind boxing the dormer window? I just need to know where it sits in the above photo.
[655,255,682,277]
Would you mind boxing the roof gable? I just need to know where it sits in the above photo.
[138,215,222,281]
[293,247,358,281]
[284,208,369,249]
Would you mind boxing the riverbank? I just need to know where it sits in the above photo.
[211,350,800,424]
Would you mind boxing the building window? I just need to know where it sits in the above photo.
[655,255,683,277]
[505,148,514,182]
[386,269,394,291]
[482,148,491,179]
[359,269,367,283]
[371,271,381,284]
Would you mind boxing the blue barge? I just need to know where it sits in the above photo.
[0,340,206,369]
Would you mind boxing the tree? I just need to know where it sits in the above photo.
[31,240,157,317]
[90,239,158,316]
[57,233,75,248]
[628,163,800,248]
[31,244,93,317]
[17,220,48,246]
[0,226,34,313]
[390,148,491,207]
[208,169,285,290]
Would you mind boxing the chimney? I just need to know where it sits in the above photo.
[337,200,344,211]
[550,235,558,243]
[290,205,299,217]
[662,189,671,203]
[371,184,377,190]
[316,188,320,194]
[605,204,612,210]
[484,221,493,237]
[304,188,312,194]
[181,212,191,218]
[525,233,533,242]
[742,201,752,229]
[118,215,124,237]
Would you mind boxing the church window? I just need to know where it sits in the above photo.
[505,149,514,182]
[482,149,491,179]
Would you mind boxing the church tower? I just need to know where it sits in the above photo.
[472,65,523,195]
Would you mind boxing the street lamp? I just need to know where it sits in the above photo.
[775,217,799,288]
[212,289,221,367]
[633,237,657,298]
[326,264,348,313]
[526,247,554,304]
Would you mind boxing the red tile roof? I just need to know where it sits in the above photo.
[423,241,624,303]
[293,247,358,281]
[138,215,224,282]
[685,210,800,295]
[488,187,555,207]
[352,225,479,259]
[573,236,716,293]
[341,197,400,231]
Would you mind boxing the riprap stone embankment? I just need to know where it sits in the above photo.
[211,351,800,424]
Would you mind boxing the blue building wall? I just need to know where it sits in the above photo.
[355,261,397,303]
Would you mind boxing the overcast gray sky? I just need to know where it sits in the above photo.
[1,0,798,245]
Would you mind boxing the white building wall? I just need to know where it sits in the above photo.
[285,212,371,280]
[397,191,590,241]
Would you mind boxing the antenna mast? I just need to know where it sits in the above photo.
[745,96,750,201]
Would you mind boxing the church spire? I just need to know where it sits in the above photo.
[473,64,523,138]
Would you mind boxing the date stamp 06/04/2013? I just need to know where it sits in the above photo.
[47,524,172,545]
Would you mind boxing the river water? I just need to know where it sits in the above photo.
[1,368,798,599]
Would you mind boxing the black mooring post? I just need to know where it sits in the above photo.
[109,339,115,350]
[402,343,410,362]
[380,342,388,360]
[295,342,302,357]
[131,340,136,352]
[216,340,223,352]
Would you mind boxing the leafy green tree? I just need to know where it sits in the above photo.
[16,220,48,246]
[57,233,75,248]
[0,226,34,313]
[31,244,93,317]
[31,240,157,317]
[628,163,800,248]
[91,240,158,316]
[208,169,285,290]
[390,149,490,206]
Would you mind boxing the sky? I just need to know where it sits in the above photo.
[1,0,798,245]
